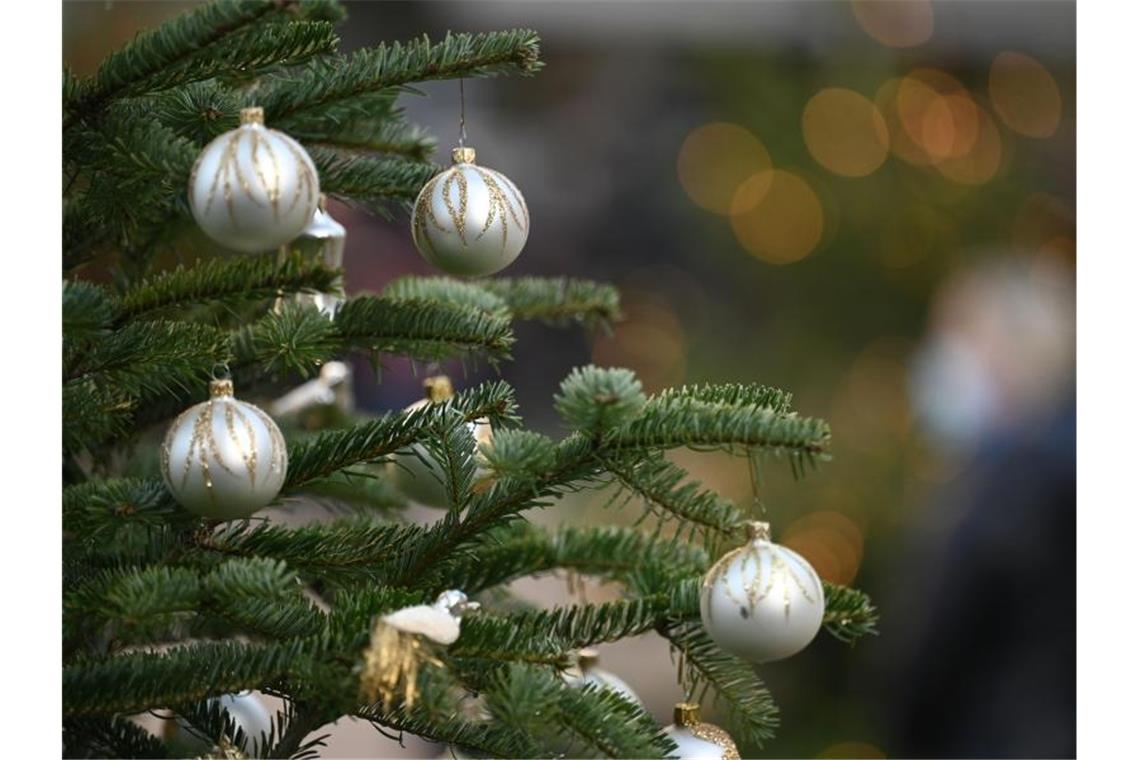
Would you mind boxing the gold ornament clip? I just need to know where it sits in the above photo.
[674,702,702,726]
[745,520,772,541]
[451,146,477,164]
[240,106,265,125]
[209,379,235,398]
[423,375,455,403]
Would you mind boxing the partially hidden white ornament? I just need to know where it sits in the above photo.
[382,590,481,646]
[288,193,347,317]
[163,691,273,755]
[189,106,320,253]
[161,378,287,519]
[664,703,740,760]
[700,521,825,664]
[563,648,643,707]
[411,146,529,277]
[389,376,493,508]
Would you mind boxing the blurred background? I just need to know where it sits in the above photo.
[65,1,1076,757]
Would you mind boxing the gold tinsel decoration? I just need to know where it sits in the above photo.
[197,736,246,759]
[359,618,440,710]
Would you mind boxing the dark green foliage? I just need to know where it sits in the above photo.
[62,3,877,756]
[261,30,543,126]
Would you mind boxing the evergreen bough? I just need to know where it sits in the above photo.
[62,2,877,757]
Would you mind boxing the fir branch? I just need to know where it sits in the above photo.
[332,295,515,365]
[283,380,517,488]
[358,706,539,760]
[660,620,780,749]
[63,478,184,543]
[480,277,622,328]
[62,634,333,718]
[554,366,647,434]
[310,146,437,207]
[64,715,170,759]
[453,596,678,663]
[384,276,509,316]
[477,429,557,479]
[646,382,794,415]
[823,582,879,643]
[439,522,708,594]
[608,396,831,459]
[66,1,341,127]
[294,118,437,161]
[232,304,342,379]
[199,518,424,585]
[151,80,243,144]
[63,280,116,340]
[115,252,341,324]
[603,452,747,536]
[263,30,543,126]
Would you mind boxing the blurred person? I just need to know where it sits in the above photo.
[878,254,1075,757]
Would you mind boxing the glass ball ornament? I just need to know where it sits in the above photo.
[188,106,320,252]
[161,379,287,519]
[699,521,825,664]
[389,376,493,508]
[411,146,529,277]
[563,648,643,707]
[162,691,273,756]
[664,703,740,760]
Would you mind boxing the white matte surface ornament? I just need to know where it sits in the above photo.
[189,107,319,252]
[664,726,730,760]
[411,146,529,277]
[161,379,287,519]
[563,649,643,707]
[699,522,825,664]
[665,704,740,760]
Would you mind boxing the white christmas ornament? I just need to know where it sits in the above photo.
[189,106,319,252]
[700,521,825,664]
[382,589,481,645]
[161,379,287,519]
[564,648,643,707]
[390,376,493,508]
[289,193,347,317]
[411,146,529,277]
[664,703,740,760]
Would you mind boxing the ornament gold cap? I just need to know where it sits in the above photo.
[210,379,235,398]
[745,520,771,541]
[577,647,600,670]
[423,375,455,403]
[674,702,702,726]
[451,146,477,164]
[240,106,265,125]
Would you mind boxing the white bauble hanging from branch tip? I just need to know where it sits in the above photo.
[188,106,320,253]
[699,520,825,664]
[411,147,529,277]
[664,703,740,760]
[161,378,288,519]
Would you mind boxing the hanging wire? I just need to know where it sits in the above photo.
[458,78,468,148]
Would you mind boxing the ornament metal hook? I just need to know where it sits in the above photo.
[458,78,468,148]
[210,362,232,381]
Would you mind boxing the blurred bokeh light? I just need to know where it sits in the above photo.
[730,170,825,264]
[989,51,1063,138]
[802,88,890,177]
[677,122,771,215]
[850,0,934,48]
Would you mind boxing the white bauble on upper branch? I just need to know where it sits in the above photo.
[188,106,320,252]
[411,146,529,277]
[700,521,825,664]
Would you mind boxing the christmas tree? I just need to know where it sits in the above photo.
[63,2,877,757]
